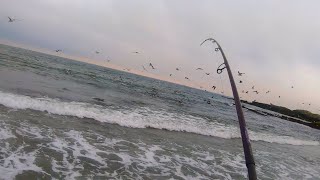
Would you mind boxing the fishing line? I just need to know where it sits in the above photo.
[218,73,225,95]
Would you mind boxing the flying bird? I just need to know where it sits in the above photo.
[205,73,210,75]
[95,51,100,54]
[132,51,139,54]
[252,86,255,89]
[8,17,15,22]
[169,74,172,76]
[245,91,249,94]
[176,68,179,71]
[291,86,294,88]
[185,77,189,80]
[142,65,148,71]
[196,68,203,70]
[266,90,270,94]
[238,71,245,76]
[7,17,21,22]
[149,63,155,69]
[278,96,281,98]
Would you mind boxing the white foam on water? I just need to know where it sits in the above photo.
[44,130,239,179]
[0,146,46,180]
[0,123,52,180]
[255,151,320,179]
[15,124,44,140]
[0,122,318,179]
[250,131,320,146]
[0,124,15,140]
[48,130,109,179]
[0,91,318,146]
[91,132,236,179]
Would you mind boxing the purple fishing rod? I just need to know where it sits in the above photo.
[201,38,257,180]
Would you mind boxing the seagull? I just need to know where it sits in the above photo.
[252,86,255,89]
[196,68,203,70]
[169,74,172,76]
[132,51,139,54]
[266,90,270,94]
[291,86,294,88]
[245,91,249,94]
[149,63,155,69]
[253,90,259,94]
[278,96,281,98]
[142,65,148,71]
[8,17,15,22]
[7,16,21,22]
[176,68,179,71]
[95,51,100,54]
[238,71,245,76]
[185,77,189,80]
[205,73,210,75]
[55,49,62,52]
[212,86,216,90]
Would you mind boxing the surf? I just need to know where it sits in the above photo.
[0,90,318,146]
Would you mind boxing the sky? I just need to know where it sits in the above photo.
[0,0,319,113]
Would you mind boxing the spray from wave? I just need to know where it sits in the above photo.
[0,91,318,146]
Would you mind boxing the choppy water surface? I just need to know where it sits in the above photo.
[0,44,319,179]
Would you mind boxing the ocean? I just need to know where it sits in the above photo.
[0,44,319,179]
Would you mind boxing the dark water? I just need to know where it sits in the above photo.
[0,44,319,179]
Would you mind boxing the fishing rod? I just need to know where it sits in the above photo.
[201,38,257,180]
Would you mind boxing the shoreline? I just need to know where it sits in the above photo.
[241,100,320,130]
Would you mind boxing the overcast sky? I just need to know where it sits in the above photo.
[0,0,319,112]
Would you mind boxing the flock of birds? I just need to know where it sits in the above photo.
[6,16,316,111]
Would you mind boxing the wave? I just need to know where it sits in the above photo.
[0,91,318,146]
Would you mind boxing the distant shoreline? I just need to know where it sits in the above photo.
[240,100,320,130]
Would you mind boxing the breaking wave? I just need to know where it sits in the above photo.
[0,91,318,146]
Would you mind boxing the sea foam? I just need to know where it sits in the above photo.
[0,91,318,146]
